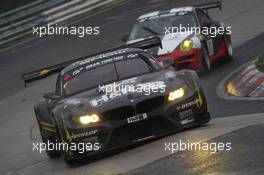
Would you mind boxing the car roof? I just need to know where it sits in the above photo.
[61,48,143,75]
[138,7,194,21]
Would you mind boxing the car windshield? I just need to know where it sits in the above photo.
[63,55,155,96]
[128,13,196,40]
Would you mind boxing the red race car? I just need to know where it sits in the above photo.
[124,1,233,72]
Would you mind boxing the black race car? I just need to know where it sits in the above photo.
[28,39,210,164]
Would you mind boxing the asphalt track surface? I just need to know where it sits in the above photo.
[0,0,264,174]
[126,123,264,175]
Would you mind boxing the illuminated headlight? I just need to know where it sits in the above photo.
[78,114,100,125]
[180,39,193,52]
[168,88,185,101]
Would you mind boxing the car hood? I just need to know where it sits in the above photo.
[127,32,194,56]
[59,70,185,113]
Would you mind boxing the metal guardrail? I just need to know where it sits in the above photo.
[0,0,65,27]
[0,0,44,19]
[0,0,115,50]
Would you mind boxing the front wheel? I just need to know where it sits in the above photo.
[61,150,77,165]
[35,109,60,158]
[56,123,77,165]
[40,130,61,158]
[224,35,233,61]
[201,44,211,73]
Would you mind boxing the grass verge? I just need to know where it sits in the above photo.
[256,52,264,72]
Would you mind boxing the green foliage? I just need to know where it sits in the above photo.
[256,52,264,72]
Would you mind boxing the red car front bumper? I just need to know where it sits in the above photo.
[158,41,228,70]
[159,48,203,70]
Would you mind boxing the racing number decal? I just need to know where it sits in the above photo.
[206,39,214,56]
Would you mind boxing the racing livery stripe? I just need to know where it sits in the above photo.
[41,126,56,133]
[40,121,55,128]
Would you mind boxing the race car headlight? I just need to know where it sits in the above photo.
[168,88,185,101]
[78,114,100,125]
[179,39,193,52]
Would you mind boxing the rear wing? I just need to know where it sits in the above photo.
[195,1,222,11]
[21,37,162,86]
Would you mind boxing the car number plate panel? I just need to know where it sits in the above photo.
[127,113,148,124]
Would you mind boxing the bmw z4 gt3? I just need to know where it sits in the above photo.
[34,48,210,164]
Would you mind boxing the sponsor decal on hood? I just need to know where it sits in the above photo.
[158,32,194,55]
[90,79,167,107]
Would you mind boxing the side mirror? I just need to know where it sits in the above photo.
[121,34,128,42]
[43,92,61,100]
[163,58,174,69]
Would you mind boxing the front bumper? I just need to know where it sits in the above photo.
[159,48,203,70]
[62,92,210,159]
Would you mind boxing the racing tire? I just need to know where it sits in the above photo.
[201,43,211,73]
[224,35,233,61]
[34,105,60,158]
[61,151,77,165]
[55,122,78,165]
[41,130,61,158]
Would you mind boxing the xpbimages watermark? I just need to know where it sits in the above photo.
[32,24,100,37]
[98,81,166,96]
[164,140,232,154]
[164,24,232,38]
[32,141,100,154]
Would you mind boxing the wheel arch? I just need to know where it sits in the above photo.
[34,101,57,135]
